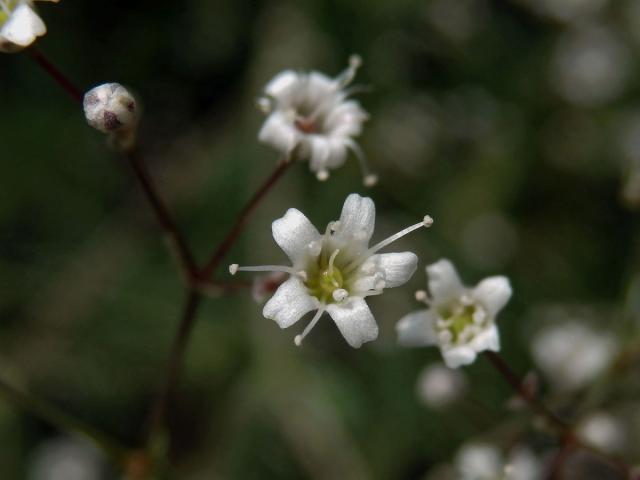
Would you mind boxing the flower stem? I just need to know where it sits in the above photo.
[125,149,199,281]
[0,374,129,463]
[199,157,293,279]
[142,290,202,447]
[27,47,83,103]
[483,351,631,477]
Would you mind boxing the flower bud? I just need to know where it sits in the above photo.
[83,83,140,151]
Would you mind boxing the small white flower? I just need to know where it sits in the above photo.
[257,55,376,186]
[0,0,58,53]
[28,436,103,480]
[416,362,467,409]
[455,443,540,480]
[396,259,512,368]
[576,411,626,454]
[531,321,618,391]
[230,193,432,347]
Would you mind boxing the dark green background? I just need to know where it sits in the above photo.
[1,0,639,478]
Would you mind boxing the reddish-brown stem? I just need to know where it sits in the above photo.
[143,290,202,445]
[484,351,631,477]
[27,47,83,103]
[199,158,293,279]
[125,150,198,280]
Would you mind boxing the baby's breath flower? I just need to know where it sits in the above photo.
[416,362,467,409]
[0,0,58,53]
[531,321,618,391]
[230,194,432,348]
[455,443,540,480]
[397,259,511,368]
[83,83,139,151]
[257,56,376,186]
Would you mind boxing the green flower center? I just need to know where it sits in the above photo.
[305,249,347,304]
[0,1,18,25]
[437,303,484,344]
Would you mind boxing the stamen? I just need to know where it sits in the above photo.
[294,308,325,346]
[335,54,362,89]
[415,290,430,304]
[256,97,271,114]
[316,169,330,181]
[346,140,377,188]
[365,216,434,257]
[332,288,348,302]
[328,249,340,275]
[229,264,302,278]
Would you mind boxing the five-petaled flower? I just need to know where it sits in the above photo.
[257,55,376,186]
[396,259,511,368]
[230,194,432,348]
[0,0,58,53]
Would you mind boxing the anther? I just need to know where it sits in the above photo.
[229,264,239,275]
[415,290,429,303]
[317,169,330,181]
[332,289,348,302]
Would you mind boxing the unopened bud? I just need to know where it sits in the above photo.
[83,83,139,150]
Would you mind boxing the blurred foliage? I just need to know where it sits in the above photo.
[1,0,639,479]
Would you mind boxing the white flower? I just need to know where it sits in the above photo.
[230,193,432,347]
[455,443,540,480]
[396,259,512,368]
[257,55,376,185]
[531,321,618,391]
[576,411,626,454]
[416,362,467,409]
[0,0,58,53]
[28,436,103,480]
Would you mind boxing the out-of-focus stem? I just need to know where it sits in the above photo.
[142,290,202,446]
[125,149,199,281]
[0,375,128,463]
[484,351,631,477]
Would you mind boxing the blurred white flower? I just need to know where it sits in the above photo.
[416,362,467,408]
[455,442,540,480]
[257,56,375,185]
[397,259,512,368]
[531,321,618,391]
[550,25,630,107]
[28,436,102,480]
[230,194,432,347]
[577,411,626,454]
[0,0,58,53]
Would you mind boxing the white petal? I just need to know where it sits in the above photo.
[258,111,299,154]
[396,309,438,346]
[470,324,500,353]
[441,345,478,369]
[263,277,317,329]
[264,70,300,99]
[1,4,46,48]
[272,208,321,266]
[427,259,465,307]
[371,252,418,288]
[307,135,332,172]
[326,297,378,348]
[472,276,512,317]
[332,193,375,250]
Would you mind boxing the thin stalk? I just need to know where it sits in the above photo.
[125,149,198,281]
[483,351,631,477]
[0,375,128,463]
[27,47,83,103]
[143,290,202,445]
[200,157,293,279]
